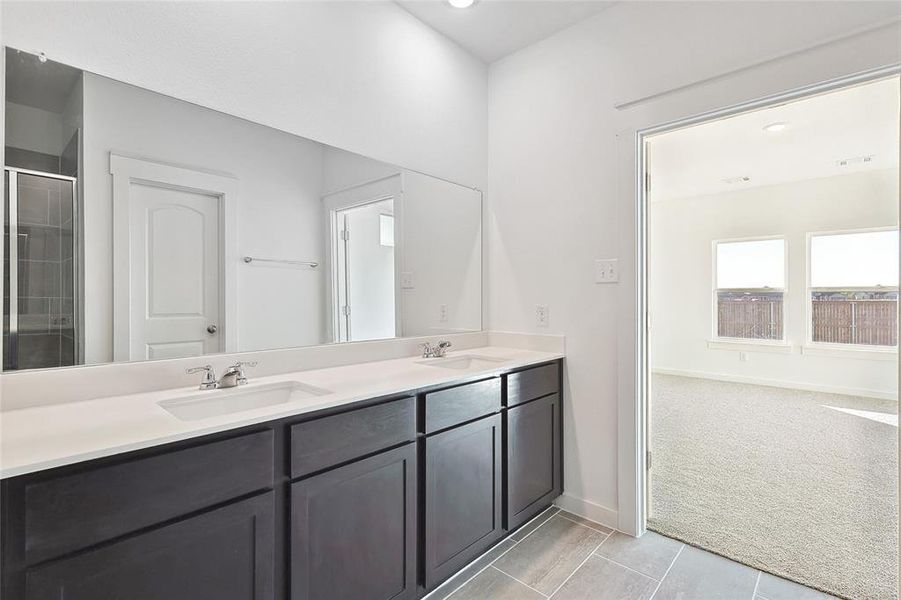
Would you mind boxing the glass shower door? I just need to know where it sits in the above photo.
[3,168,77,371]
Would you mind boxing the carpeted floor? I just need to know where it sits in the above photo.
[649,374,898,600]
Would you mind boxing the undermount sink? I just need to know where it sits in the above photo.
[159,381,332,421]
[417,354,510,370]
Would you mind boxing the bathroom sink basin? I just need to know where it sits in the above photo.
[159,381,332,421]
[417,355,510,370]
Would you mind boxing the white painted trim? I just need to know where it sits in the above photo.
[706,340,793,354]
[652,367,897,401]
[801,344,897,361]
[110,153,239,361]
[553,493,619,531]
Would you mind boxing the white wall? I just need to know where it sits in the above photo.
[651,170,899,399]
[321,150,483,339]
[5,102,63,155]
[1,1,488,189]
[487,1,901,529]
[82,73,326,363]
[402,172,482,336]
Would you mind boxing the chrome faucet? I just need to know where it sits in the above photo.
[186,361,258,390]
[186,365,217,390]
[218,361,258,388]
[419,340,452,358]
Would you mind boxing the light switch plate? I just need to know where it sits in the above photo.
[595,259,619,283]
[401,272,414,289]
[439,304,448,322]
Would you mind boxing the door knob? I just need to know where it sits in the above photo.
[207,324,218,334]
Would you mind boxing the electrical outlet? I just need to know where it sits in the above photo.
[535,304,549,327]
[439,304,448,322]
[400,271,414,289]
[595,259,619,284]
[739,352,749,362]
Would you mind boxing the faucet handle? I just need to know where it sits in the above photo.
[186,365,217,390]
[419,342,435,358]
[230,361,258,385]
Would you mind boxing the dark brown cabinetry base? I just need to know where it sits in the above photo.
[1,359,563,600]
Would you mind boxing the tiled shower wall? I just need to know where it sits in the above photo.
[3,170,76,370]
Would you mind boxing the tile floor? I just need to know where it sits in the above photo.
[427,507,838,600]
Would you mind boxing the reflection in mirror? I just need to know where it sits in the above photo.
[2,48,482,372]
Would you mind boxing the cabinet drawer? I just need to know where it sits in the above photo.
[506,363,559,407]
[290,397,416,479]
[21,430,274,564]
[424,378,501,434]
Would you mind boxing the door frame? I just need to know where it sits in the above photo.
[321,173,404,343]
[110,153,239,361]
[627,64,900,537]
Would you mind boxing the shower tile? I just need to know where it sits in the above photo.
[18,333,61,369]
[17,186,51,225]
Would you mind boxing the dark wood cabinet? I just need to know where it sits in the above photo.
[24,493,275,600]
[506,393,562,531]
[423,413,502,590]
[1,359,563,600]
[290,443,417,600]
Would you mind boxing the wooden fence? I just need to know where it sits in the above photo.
[717,297,783,340]
[812,299,898,346]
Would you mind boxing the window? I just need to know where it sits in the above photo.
[715,238,785,341]
[809,230,898,347]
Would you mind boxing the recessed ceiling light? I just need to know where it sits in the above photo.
[762,121,788,133]
[447,0,475,8]
[722,176,751,184]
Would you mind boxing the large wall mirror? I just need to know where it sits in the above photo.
[2,48,482,372]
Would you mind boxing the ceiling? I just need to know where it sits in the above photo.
[648,76,900,202]
[396,0,616,63]
[5,48,82,113]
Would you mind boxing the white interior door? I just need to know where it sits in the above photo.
[111,154,238,362]
[129,184,221,360]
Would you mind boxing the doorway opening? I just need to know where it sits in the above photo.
[333,198,396,343]
[642,74,899,599]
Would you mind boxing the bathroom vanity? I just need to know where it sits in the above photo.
[0,353,563,600]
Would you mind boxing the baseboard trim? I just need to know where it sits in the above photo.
[553,493,619,531]
[652,367,897,401]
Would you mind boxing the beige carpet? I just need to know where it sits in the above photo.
[649,374,898,600]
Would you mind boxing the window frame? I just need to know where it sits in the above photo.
[806,226,899,352]
[711,235,788,345]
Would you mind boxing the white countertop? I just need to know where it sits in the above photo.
[0,346,563,479]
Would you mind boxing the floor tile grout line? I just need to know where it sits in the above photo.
[649,543,685,600]
[432,504,560,600]
[432,507,558,599]
[490,565,549,598]
[752,572,762,600]
[556,513,615,536]
[545,532,611,599]
[591,554,662,583]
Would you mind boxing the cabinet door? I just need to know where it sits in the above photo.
[424,413,502,589]
[25,493,274,600]
[291,443,417,600]
[506,393,561,532]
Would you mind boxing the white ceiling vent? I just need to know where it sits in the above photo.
[722,176,751,184]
